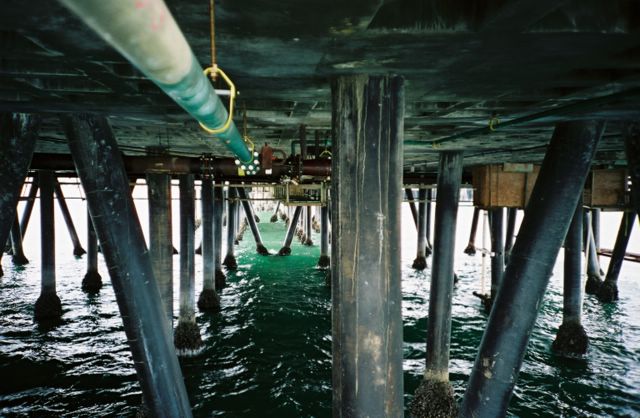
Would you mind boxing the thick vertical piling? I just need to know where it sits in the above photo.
[147,173,174,332]
[223,188,238,269]
[591,208,601,255]
[411,152,463,417]
[278,206,303,255]
[552,201,588,355]
[331,75,404,417]
[198,178,220,310]
[464,207,480,255]
[0,113,40,278]
[304,206,314,246]
[597,211,636,302]
[64,114,193,417]
[318,205,330,268]
[10,214,29,265]
[504,207,517,264]
[34,170,63,321]
[82,210,103,293]
[237,187,269,255]
[213,185,226,288]
[459,121,603,418]
[584,210,604,294]
[54,178,86,256]
[412,188,428,270]
[175,174,203,355]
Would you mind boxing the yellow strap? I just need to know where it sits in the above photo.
[199,66,236,135]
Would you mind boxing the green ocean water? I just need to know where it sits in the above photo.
[0,201,639,417]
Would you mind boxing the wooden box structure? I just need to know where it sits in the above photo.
[472,163,540,209]
[583,169,628,209]
[273,182,327,205]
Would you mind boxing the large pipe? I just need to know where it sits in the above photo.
[58,0,252,162]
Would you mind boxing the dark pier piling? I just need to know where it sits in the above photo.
[597,211,635,302]
[411,151,463,418]
[237,187,269,255]
[0,113,39,278]
[175,174,203,355]
[331,75,404,417]
[147,172,174,332]
[64,114,192,417]
[198,178,220,311]
[460,121,603,418]
[412,187,428,270]
[213,185,226,289]
[82,210,103,293]
[553,200,589,356]
[317,205,330,268]
[464,207,480,255]
[278,206,303,256]
[54,177,86,256]
[223,188,238,269]
[34,170,63,321]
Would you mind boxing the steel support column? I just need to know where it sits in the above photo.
[460,121,603,418]
[19,176,38,237]
[411,152,463,417]
[63,114,192,418]
[331,75,404,417]
[278,206,303,256]
[147,172,174,332]
[552,200,588,355]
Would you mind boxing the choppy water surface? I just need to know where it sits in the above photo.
[1,202,639,417]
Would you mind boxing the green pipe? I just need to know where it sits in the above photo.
[58,0,252,163]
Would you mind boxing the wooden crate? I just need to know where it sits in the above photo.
[472,164,540,209]
[583,169,628,209]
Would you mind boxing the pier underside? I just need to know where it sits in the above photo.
[1,0,639,172]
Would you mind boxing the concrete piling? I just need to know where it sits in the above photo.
[553,200,589,356]
[331,75,404,417]
[0,113,40,278]
[64,114,193,417]
[82,210,103,293]
[411,152,463,418]
[34,170,63,321]
[175,174,203,355]
[460,121,603,418]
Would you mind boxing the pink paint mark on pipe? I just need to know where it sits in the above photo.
[151,9,166,31]
[135,0,150,9]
